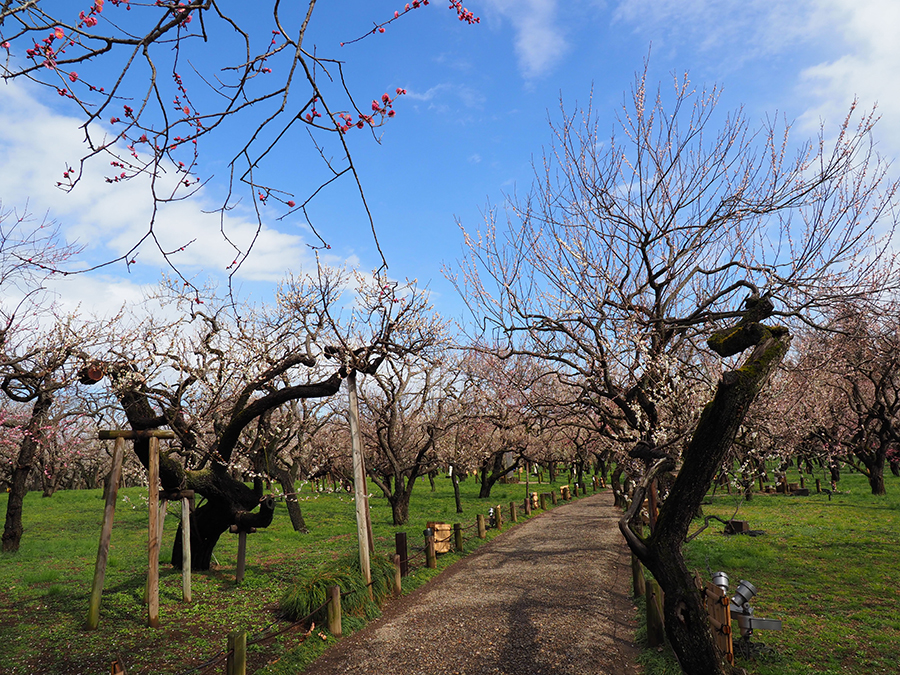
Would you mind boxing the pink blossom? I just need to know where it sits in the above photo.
[68,72,78,82]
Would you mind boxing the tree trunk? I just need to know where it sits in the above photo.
[2,390,53,553]
[276,467,308,533]
[890,459,899,478]
[451,464,463,514]
[478,453,516,499]
[389,488,412,526]
[621,313,790,675]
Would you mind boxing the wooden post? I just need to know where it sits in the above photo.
[453,523,463,552]
[236,530,248,583]
[87,437,126,630]
[495,504,503,529]
[573,483,579,497]
[425,528,437,569]
[347,371,372,595]
[395,532,409,576]
[646,579,665,647]
[327,585,342,636]
[524,496,531,516]
[227,630,247,675]
[181,494,192,602]
[539,493,547,510]
[592,475,599,492]
[110,659,126,674]
[147,436,160,628]
[815,478,821,493]
[509,501,518,523]
[631,554,645,597]
[551,491,558,505]
[392,555,402,595]
[477,514,486,538]
[800,475,806,489]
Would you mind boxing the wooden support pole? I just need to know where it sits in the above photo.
[573,483,579,497]
[495,504,503,529]
[425,528,437,569]
[477,514,486,539]
[453,523,463,552]
[551,491,558,505]
[509,501,518,523]
[395,532,409,576]
[181,496,192,602]
[347,371,372,595]
[539,493,547,510]
[86,437,126,630]
[236,530,248,584]
[327,585,343,636]
[226,631,247,675]
[524,496,531,516]
[147,436,160,628]
[392,555,402,596]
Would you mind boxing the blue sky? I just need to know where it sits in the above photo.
[1,0,898,323]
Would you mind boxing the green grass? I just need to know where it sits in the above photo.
[0,471,582,674]
[637,469,900,675]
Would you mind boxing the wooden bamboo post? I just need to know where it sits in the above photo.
[509,501,518,523]
[646,579,665,647]
[327,585,343,636]
[477,514,486,538]
[86,437,126,630]
[147,436,160,628]
[181,493,192,602]
[227,630,247,675]
[453,523,463,552]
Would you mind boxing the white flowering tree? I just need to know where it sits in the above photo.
[452,65,900,674]
[86,266,439,569]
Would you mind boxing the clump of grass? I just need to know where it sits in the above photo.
[279,553,395,623]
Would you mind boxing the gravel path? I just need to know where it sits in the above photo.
[303,490,642,675]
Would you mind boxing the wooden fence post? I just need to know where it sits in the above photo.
[86,437,126,630]
[539,493,547,510]
[495,504,503,529]
[509,501,518,523]
[573,483,579,497]
[646,579,665,648]
[227,630,247,675]
[477,514,486,539]
[395,532,409,576]
[631,554,645,597]
[327,585,343,636]
[524,496,531,516]
[392,555,402,595]
[454,523,463,552]
[551,491,558,505]
[424,528,437,569]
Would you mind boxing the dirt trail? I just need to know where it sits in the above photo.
[302,489,641,675]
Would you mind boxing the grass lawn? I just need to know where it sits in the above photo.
[639,468,900,675]
[0,471,582,674]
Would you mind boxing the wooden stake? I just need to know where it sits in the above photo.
[509,501,518,523]
[477,514,486,538]
[453,523,463,552]
[327,585,343,636]
[226,631,247,675]
[392,555,402,596]
[86,437,126,630]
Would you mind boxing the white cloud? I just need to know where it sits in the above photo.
[484,0,569,78]
[0,79,328,313]
[796,0,900,152]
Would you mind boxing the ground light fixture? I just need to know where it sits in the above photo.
[712,571,782,658]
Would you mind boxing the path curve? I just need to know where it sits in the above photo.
[303,490,641,675]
